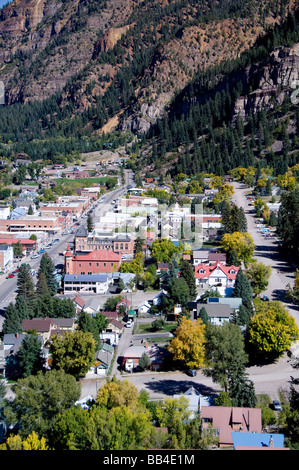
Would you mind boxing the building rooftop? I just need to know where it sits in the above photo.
[64,274,108,282]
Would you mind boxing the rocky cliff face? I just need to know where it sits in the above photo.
[233,43,299,120]
[0,0,297,136]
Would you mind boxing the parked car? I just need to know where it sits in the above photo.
[6,273,15,279]
[273,400,282,411]
[187,369,197,377]
[31,254,39,259]
[13,269,20,274]
[126,321,133,328]
[37,249,45,254]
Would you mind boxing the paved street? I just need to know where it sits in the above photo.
[0,172,133,328]
[80,181,299,403]
[231,181,299,329]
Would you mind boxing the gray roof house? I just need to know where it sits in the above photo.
[188,302,232,325]
[207,296,242,309]
[10,207,27,219]
[95,342,114,375]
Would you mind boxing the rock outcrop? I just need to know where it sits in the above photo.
[233,44,299,120]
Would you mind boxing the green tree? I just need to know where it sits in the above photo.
[156,396,190,448]
[15,294,30,321]
[277,188,299,255]
[103,295,122,311]
[2,302,22,334]
[179,259,196,300]
[38,252,57,295]
[269,211,278,227]
[134,236,144,255]
[4,370,80,440]
[139,352,151,370]
[50,330,96,380]
[233,268,253,312]
[17,334,44,378]
[168,276,190,307]
[87,213,94,233]
[203,322,249,395]
[52,297,76,318]
[246,261,272,296]
[151,239,180,263]
[199,307,209,325]
[77,311,101,349]
[16,264,36,311]
[248,300,299,362]
[12,241,23,258]
[36,271,51,296]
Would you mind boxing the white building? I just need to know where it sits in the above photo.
[0,244,13,273]
[0,206,10,219]
[63,274,109,294]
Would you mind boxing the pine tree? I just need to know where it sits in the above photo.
[16,264,36,312]
[179,260,197,300]
[38,253,57,295]
[233,268,253,313]
[238,207,247,232]
[199,307,209,325]
[15,295,30,321]
[134,236,144,256]
[36,271,50,296]
[87,213,94,233]
[220,200,232,234]
[17,334,44,378]
[226,249,240,266]
[2,303,22,334]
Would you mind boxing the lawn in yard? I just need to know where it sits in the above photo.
[134,321,178,335]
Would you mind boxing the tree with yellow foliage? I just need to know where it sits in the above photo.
[248,300,299,362]
[0,431,48,450]
[221,231,255,266]
[276,173,297,191]
[96,376,141,410]
[169,317,206,369]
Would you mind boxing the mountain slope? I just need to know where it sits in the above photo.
[0,0,297,167]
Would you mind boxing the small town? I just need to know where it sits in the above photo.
[0,154,298,452]
[0,0,298,455]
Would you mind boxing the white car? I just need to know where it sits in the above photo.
[126,321,133,328]
[31,254,39,259]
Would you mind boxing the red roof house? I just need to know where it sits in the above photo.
[194,262,239,295]
[201,406,262,448]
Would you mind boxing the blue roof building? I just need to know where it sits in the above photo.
[232,432,288,450]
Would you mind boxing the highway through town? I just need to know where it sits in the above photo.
[0,169,133,327]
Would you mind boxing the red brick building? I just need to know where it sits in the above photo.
[64,245,122,275]
[74,226,135,255]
